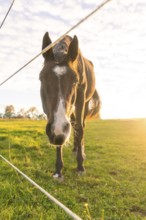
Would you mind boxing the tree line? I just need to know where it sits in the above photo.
[0,105,46,120]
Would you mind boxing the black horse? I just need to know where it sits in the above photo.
[39,32,100,178]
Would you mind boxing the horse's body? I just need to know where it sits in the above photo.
[40,32,100,177]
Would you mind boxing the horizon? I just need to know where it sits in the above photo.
[0,103,146,120]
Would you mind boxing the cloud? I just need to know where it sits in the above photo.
[0,0,146,118]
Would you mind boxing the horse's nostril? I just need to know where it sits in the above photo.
[63,122,70,133]
[46,122,54,137]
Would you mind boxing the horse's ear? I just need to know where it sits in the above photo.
[42,32,53,60]
[68,35,78,62]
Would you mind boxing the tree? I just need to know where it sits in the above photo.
[17,108,26,118]
[0,113,3,118]
[26,107,38,119]
[4,105,15,119]
[37,113,46,120]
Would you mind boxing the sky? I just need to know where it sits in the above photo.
[0,0,146,119]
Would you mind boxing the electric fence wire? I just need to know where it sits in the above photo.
[0,0,112,87]
[0,0,16,29]
[0,154,82,220]
[0,1,113,218]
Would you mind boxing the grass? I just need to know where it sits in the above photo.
[0,119,146,219]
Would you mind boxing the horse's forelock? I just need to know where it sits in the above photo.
[53,36,72,63]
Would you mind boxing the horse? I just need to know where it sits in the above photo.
[39,32,101,178]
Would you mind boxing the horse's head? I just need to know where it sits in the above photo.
[40,32,79,145]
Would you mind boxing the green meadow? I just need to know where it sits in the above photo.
[0,119,146,220]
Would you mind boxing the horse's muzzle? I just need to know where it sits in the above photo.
[53,134,65,145]
[46,123,67,145]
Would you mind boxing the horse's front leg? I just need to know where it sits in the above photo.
[53,146,63,178]
[75,88,86,173]
[76,124,86,173]
[71,114,78,154]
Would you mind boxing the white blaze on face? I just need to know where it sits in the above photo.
[54,98,70,139]
[53,65,67,76]
[53,65,70,141]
